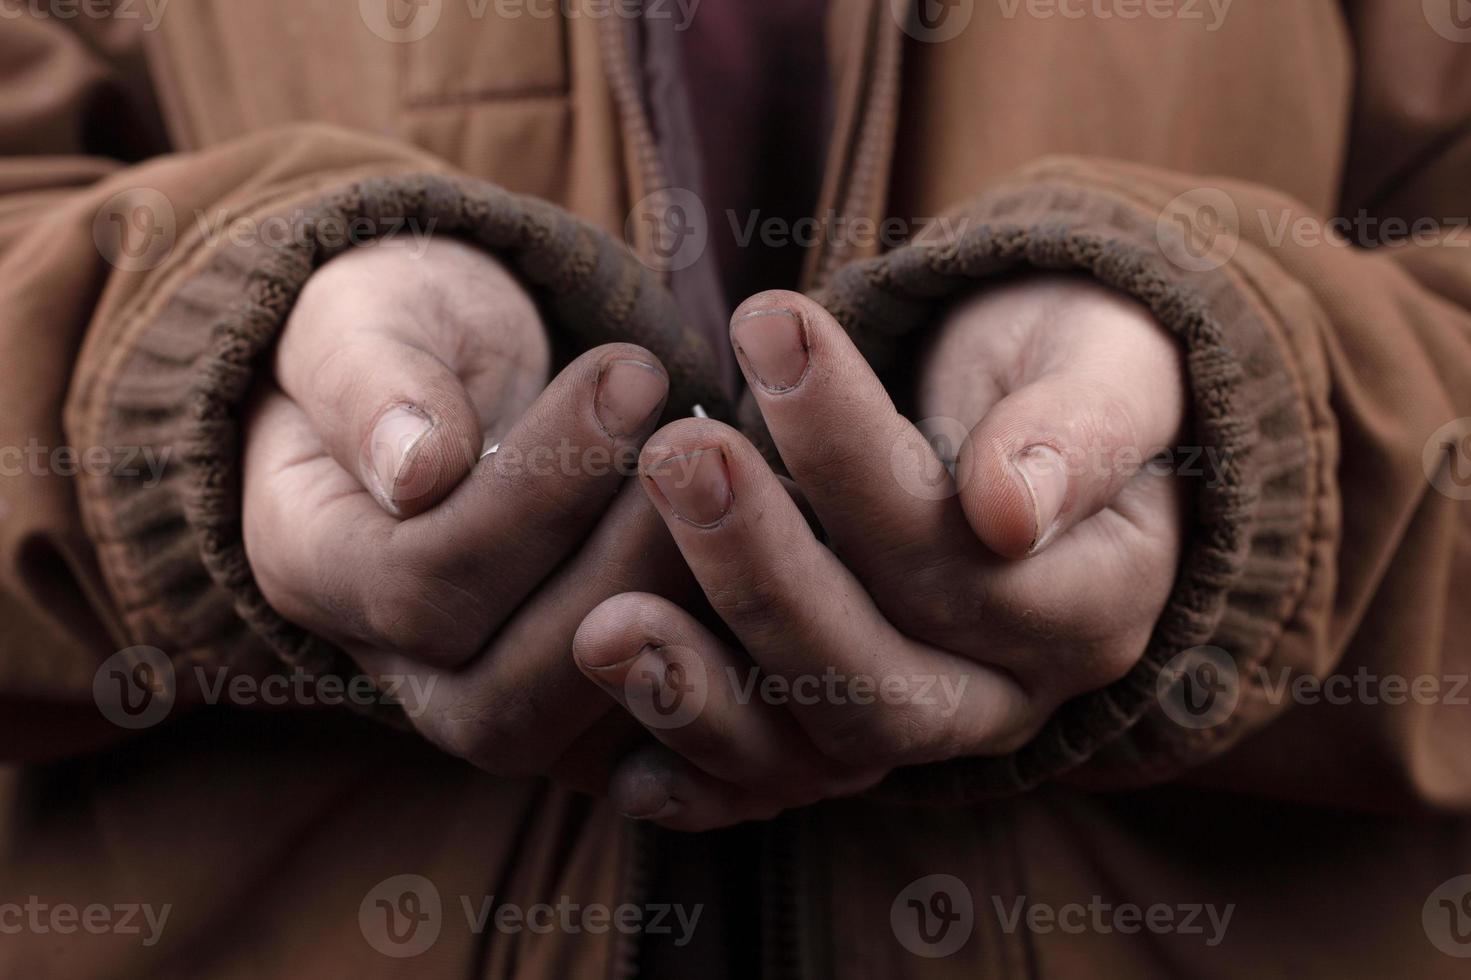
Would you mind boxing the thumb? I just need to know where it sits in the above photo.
[284,332,485,518]
[356,342,486,517]
[954,371,1176,559]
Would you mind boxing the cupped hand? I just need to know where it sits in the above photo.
[573,278,1188,830]
[242,236,696,790]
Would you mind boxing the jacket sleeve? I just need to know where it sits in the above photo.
[835,10,1471,813]
[0,18,725,761]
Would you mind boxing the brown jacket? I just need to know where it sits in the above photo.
[1,1,1469,977]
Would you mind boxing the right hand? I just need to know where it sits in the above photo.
[241,235,697,791]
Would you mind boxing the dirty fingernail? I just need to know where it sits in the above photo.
[614,767,681,821]
[367,405,433,514]
[646,448,733,527]
[596,359,668,439]
[732,309,809,392]
[1011,445,1068,554]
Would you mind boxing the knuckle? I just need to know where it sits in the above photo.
[812,703,929,769]
[704,558,803,638]
[360,570,482,663]
[427,698,558,775]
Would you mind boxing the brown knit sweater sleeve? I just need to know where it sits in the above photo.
[74,167,726,695]
[0,119,725,755]
[805,157,1471,811]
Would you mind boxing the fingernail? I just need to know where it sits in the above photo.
[1011,445,1067,553]
[732,309,809,392]
[647,449,733,527]
[367,405,433,514]
[614,767,681,821]
[596,359,668,439]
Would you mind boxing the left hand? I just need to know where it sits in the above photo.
[573,279,1189,831]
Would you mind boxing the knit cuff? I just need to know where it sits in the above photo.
[805,172,1316,802]
[81,173,729,697]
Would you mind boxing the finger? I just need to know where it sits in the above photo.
[248,343,671,666]
[276,327,488,518]
[383,343,670,642]
[952,312,1185,558]
[546,712,649,798]
[729,290,964,571]
[637,419,1032,766]
[275,247,551,518]
[352,478,698,775]
[242,385,400,640]
[574,593,883,797]
[607,745,796,832]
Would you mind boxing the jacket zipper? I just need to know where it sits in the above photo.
[598,4,906,977]
[807,0,905,292]
[601,12,670,979]
[599,7,674,279]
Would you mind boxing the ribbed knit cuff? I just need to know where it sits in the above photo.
[85,174,729,697]
[801,175,1315,802]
